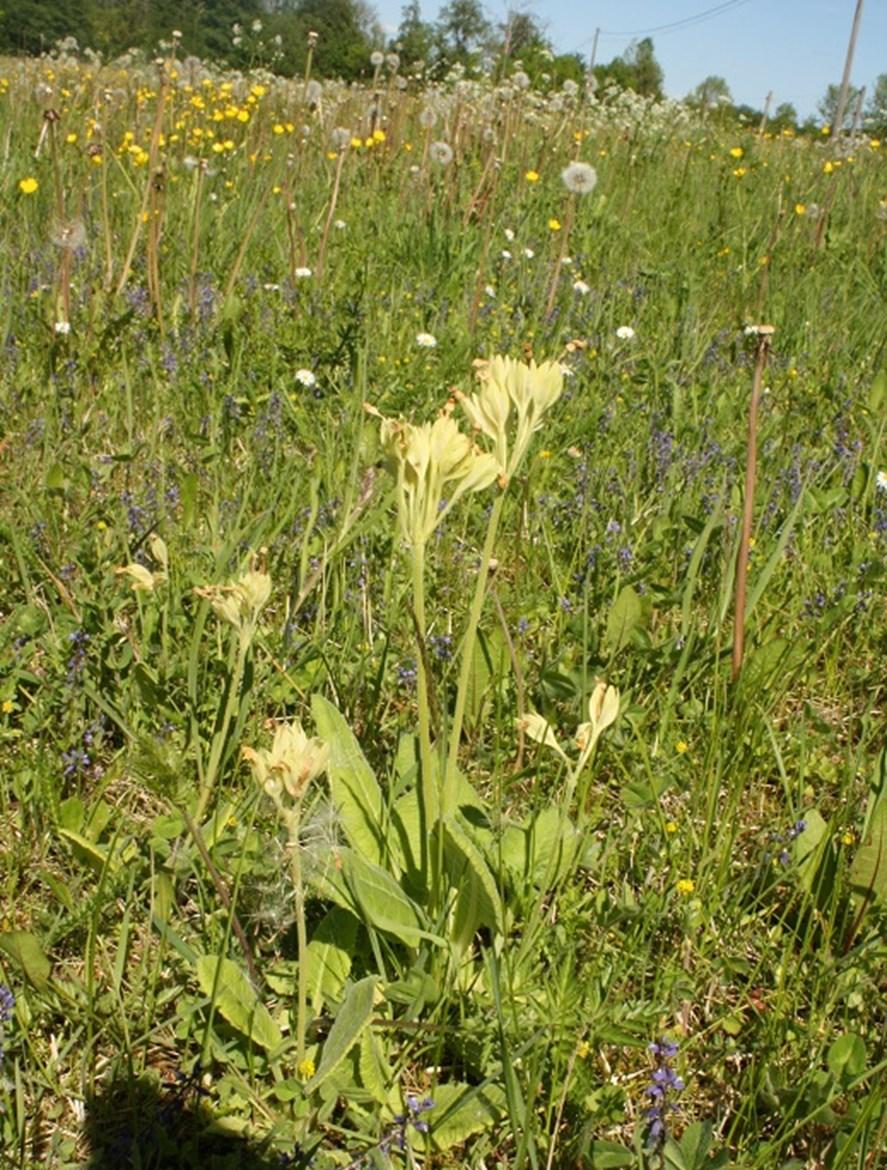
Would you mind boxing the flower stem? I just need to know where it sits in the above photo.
[287,807,308,1065]
[411,542,438,888]
[443,491,506,816]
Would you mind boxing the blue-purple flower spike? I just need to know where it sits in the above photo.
[644,1037,684,1149]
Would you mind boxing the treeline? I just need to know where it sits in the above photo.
[0,0,587,84]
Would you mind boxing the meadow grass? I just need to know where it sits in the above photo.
[0,47,885,1170]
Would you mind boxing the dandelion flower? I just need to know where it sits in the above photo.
[429,140,453,165]
[524,169,540,183]
[415,332,437,348]
[729,146,744,159]
[616,325,635,340]
[418,106,437,129]
[561,161,597,194]
[548,217,561,231]
[19,177,39,195]
[295,369,317,387]
[794,202,806,216]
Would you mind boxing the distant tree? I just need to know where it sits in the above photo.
[436,0,491,63]
[770,101,798,132]
[864,73,887,134]
[1,0,89,54]
[817,81,863,129]
[281,0,382,78]
[596,37,663,99]
[688,74,732,109]
[393,0,435,68]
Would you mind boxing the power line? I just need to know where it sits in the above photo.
[580,0,757,44]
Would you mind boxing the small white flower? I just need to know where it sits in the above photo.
[334,219,346,230]
[503,227,515,241]
[54,320,71,335]
[560,364,575,377]
[562,256,573,265]
[523,247,535,259]
[876,470,887,492]
[616,325,635,340]
[573,279,590,295]
[295,369,317,387]
[416,332,437,348]
[263,282,281,292]
[484,285,496,298]
[294,266,312,279]
[500,249,512,260]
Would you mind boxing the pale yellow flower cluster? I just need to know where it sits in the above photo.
[376,410,499,547]
[242,721,329,805]
[519,680,620,770]
[456,355,563,481]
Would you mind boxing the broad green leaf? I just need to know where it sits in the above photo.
[792,809,828,895]
[827,1033,866,1083]
[849,798,887,905]
[195,954,282,1051]
[527,806,580,887]
[342,849,439,947]
[312,694,385,865]
[428,1082,506,1151]
[664,1120,713,1170]
[307,976,376,1090]
[391,787,423,886]
[305,907,358,1013]
[358,1027,393,1106]
[0,930,51,992]
[605,585,642,655]
[586,1141,635,1168]
[464,627,508,730]
[444,818,503,949]
[58,828,117,875]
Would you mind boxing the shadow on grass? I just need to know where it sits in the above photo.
[82,1068,311,1170]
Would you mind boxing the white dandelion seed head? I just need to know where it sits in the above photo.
[295,368,317,387]
[562,79,579,97]
[418,106,438,129]
[429,140,454,165]
[513,70,530,91]
[330,126,351,150]
[370,50,384,68]
[415,332,437,348]
[561,161,598,195]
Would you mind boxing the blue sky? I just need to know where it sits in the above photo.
[372,1,887,119]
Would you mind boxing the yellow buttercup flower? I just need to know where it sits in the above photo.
[19,177,38,194]
[676,879,695,896]
[525,169,540,182]
[729,146,743,159]
[548,218,561,231]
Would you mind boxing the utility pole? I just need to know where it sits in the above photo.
[832,0,865,136]
[587,27,600,93]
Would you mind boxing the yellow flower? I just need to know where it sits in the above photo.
[524,169,540,182]
[729,146,743,159]
[823,161,834,174]
[794,202,806,216]
[297,1058,315,1080]
[373,128,386,142]
[1,699,13,714]
[665,820,678,834]
[841,831,855,846]
[676,741,688,754]
[65,132,77,144]
[19,177,38,194]
[870,138,880,149]
[675,879,695,896]
[576,1040,590,1059]
[732,166,747,178]
[272,122,285,134]
[547,217,561,231]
